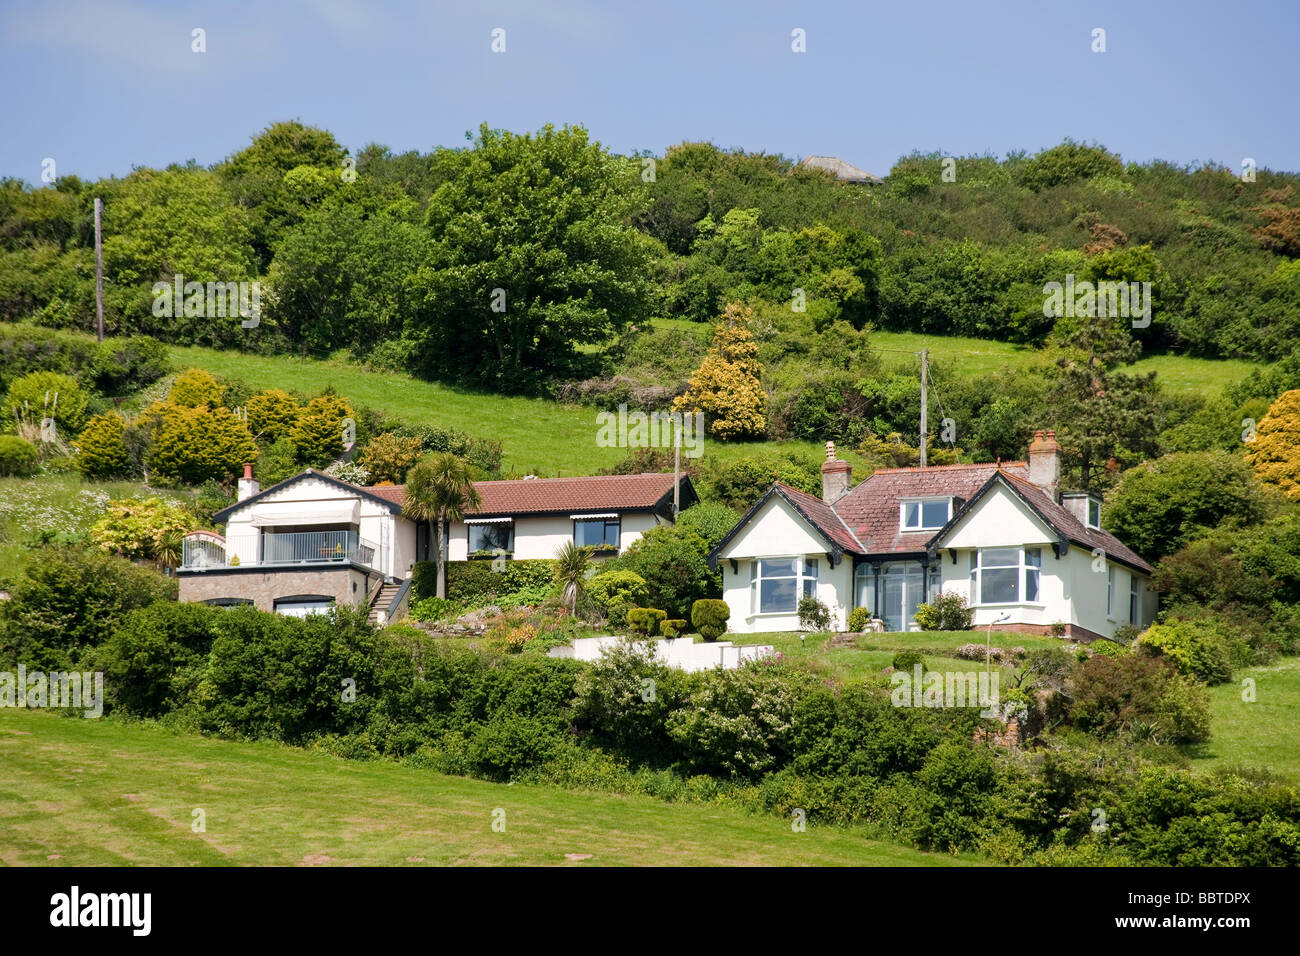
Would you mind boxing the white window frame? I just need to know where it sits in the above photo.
[899,497,953,532]
[1129,575,1140,626]
[467,519,514,558]
[971,547,1044,607]
[1087,498,1101,530]
[750,556,819,616]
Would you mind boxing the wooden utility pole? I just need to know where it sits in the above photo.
[673,418,681,519]
[919,349,928,468]
[93,197,104,342]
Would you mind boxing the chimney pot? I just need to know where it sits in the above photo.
[820,445,853,504]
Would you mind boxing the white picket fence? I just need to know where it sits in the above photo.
[549,636,774,672]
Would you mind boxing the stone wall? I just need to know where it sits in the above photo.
[177,565,380,613]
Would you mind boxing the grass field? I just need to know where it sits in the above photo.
[649,318,1259,397]
[1183,656,1300,782]
[168,344,844,476]
[0,473,192,575]
[0,708,979,867]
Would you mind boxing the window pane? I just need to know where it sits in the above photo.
[761,577,797,613]
[1025,547,1041,567]
[981,547,1020,568]
[802,577,816,598]
[903,502,920,528]
[804,558,818,579]
[855,565,874,615]
[981,567,1018,604]
[1089,500,1100,527]
[575,519,619,549]
[1025,569,1040,602]
[470,524,512,553]
[921,499,948,527]
[760,558,798,578]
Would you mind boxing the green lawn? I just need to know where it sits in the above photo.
[1184,656,1300,782]
[729,629,1067,686]
[0,708,979,867]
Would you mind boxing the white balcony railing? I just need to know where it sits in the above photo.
[182,530,382,572]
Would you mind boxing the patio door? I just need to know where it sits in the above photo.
[881,562,925,631]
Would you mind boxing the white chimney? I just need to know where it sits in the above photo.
[1027,430,1061,498]
[821,441,853,504]
[237,462,259,501]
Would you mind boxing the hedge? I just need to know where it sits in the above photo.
[413,559,556,603]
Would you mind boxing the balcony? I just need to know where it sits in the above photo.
[182,530,381,571]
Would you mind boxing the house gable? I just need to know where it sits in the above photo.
[213,469,403,524]
[711,487,845,569]
[933,482,1059,552]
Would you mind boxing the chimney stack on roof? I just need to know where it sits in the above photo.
[821,440,853,504]
[1027,430,1061,499]
[238,462,259,501]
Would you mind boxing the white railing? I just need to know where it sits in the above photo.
[182,530,383,572]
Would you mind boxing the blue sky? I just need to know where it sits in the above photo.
[2,0,1296,183]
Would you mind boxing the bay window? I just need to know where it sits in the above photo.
[750,557,818,614]
[971,547,1043,606]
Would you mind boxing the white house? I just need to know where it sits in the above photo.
[178,467,696,621]
[708,431,1156,641]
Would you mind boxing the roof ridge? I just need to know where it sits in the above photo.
[870,461,1025,474]
[472,472,672,486]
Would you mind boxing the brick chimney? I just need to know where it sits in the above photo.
[1027,430,1060,498]
[821,441,852,504]
[237,462,259,501]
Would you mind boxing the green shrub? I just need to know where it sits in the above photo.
[586,569,650,628]
[4,370,90,433]
[626,607,667,637]
[847,606,871,633]
[74,413,133,479]
[97,602,221,715]
[614,525,716,619]
[797,595,832,631]
[167,367,226,408]
[0,434,38,477]
[892,650,926,672]
[1067,654,1210,743]
[1139,618,1237,684]
[914,592,973,631]
[571,637,689,761]
[410,596,460,622]
[92,335,170,394]
[691,598,731,642]
[0,547,175,671]
[1090,638,1129,658]
[660,619,687,638]
[466,714,566,782]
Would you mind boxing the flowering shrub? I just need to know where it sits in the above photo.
[90,497,195,562]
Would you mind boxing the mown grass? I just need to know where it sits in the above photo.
[729,629,1067,685]
[0,708,980,867]
[1182,656,1300,783]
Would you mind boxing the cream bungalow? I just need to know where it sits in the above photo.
[709,431,1155,640]
[178,467,696,620]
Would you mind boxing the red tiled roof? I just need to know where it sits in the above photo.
[361,473,686,516]
[833,462,1026,554]
[772,482,864,553]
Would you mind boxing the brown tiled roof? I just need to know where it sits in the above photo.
[361,473,688,516]
[833,462,1027,555]
[772,482,864,553]
[998,471,1152,573]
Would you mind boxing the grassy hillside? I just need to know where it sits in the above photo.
[1184,656,1300,783]
[168,344,844,476]
[0,708,978,867]
[169,330,1256,478]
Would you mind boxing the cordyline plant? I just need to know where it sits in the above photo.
[403,452,482,599]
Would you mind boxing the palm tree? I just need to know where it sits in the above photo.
[156,528,185,574]
[554,541,591,615]
[403,453,482,599]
